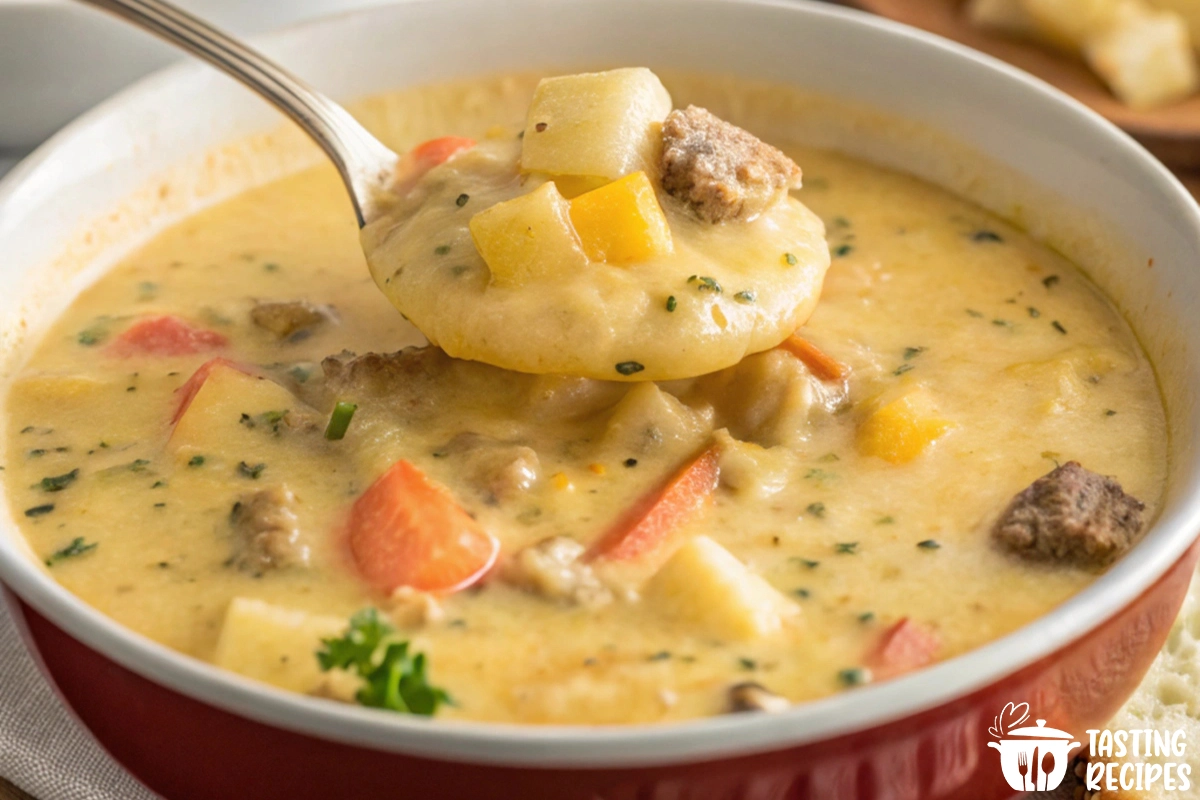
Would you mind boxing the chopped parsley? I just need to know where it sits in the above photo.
[44,537,96,566]
[647,651,672,662]
[858,612,875,623]
[877,516,895,524]
[688,275,722,293]
[24,503,55,518]
[615,361,645,376]
[1106,409,1118,417]
[806,502,826,518]
[835,541,859,554]
[324,401,358,441]
[434,244,452,256]
[1027,307,1041,318]
[793,588,811,599]
[187,455,206,468]
[917,539,942,550]
[783,252,798,266]
[1042,275,1060,288]
[1051,320,1068,334]
[237,461,266,480]
[455,193,470,208]
[971,230,1003,243]
[734,290,756,304]
[665,295,677,312]
[838,667,872,686]
[38,469,79,493]
[792,558,820,569]
[317,608,450,715]
[894,363,914,376]
[77,326,107,346]
[966,309,983,318]
[738,657,758,671]
[903,346,925,360]
[624,458,638,468]
[833,244,854,258]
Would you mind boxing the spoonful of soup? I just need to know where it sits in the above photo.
[79,0,831,380]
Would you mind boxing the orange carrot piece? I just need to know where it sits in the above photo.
[393,136,476,193]
[170,357,254,425]
[587,447,721,561]
[778,334,848,382]
[866,618,941,680]
[348,460,499,594]
[109,315,227,358]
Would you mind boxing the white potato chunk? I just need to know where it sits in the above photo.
[1084,4,1200,108]
[644,535,798,641]
[1146,0,1200,50]
[213,598,350,694]
[520,68,672,180]
[967,0,1048,41]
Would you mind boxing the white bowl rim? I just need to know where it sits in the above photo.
[1,0,1199,769]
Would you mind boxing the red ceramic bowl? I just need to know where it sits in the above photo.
[2,2,1200,798]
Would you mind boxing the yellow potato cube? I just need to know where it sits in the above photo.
[214,598,351,694]
[1146,0,1200,51]
[1084,4,1199,108]
[568,171,673,264]
[644,535,798,641]
[520,68,672,180]
[469,182,589,287]
[857,391,953,464]
[169,364,304,460]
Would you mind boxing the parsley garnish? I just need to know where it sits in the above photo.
[734,290,756,304]
[835,541,859,554]
[39,469,79,493]
[25,504,55,518]
[903,346,925,360]
[455,193,470,208]
[917,539,941,550]
[971,230,1003,243]
[317,609,451,715]
[44,537,96,566]
[188,455,205,467]
[665,295,677,312]
[783,252,798,266]
[237,461,266,480]
[838,667,871,686]
[688,276,722,293]
[615,361,645,376]
[806,502,826,518]
[1051,320,1068,334]
[1042,275,1060,288]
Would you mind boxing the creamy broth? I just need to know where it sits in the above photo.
[2,74,1166,724]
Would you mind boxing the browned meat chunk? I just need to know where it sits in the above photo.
[502,536,612,608]
[229,485,309,573]
[727,682,790,713]
[438,432,541,502]
[659,105,802,223]
[992,461,1145,567]
[322,346,450,400]
[251,301,335,340]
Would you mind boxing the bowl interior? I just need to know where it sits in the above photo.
[0,0,1198,767]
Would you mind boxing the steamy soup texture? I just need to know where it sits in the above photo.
[2,72,1166,724]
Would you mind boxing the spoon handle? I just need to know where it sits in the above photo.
[75,0,397,225]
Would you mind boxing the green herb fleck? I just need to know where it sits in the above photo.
[25,504,55,518]
[455,193,470,208]
[615,361,645,376]
[77,326,107,346]
[818,453,840,463]
[624,458,638,467]
[264,262,280,273]
[647,651,672,662]
[992,319,1012,328]
[127,459,151,472]
[288,365,311,383]
[44,537,96,565]
[434,244,452,256]
[665,295,677,312]
[783,252,798,266]
[917,539,941,550]
[1105,409,1117,417]
[237,461,266,480]
[1042,275,1060,288]
[738,657,758,671]
[1051,320,1068,334]
[1027,307,1041,318]
[793,588,811,599]
[317,608,451,715]
[971,230,1003,243]
[793,558,820,569]
[734,290,756,304]
[804,468,835,481]
[188,455,205,468]
[39,469,79,493]
[877,516,895,524]
[806,502,827,518]
[858,612,875,623]
[325,401,358,441]
[903,346,925,360]
[966,309,983,318]
[835,541,859,555]
[833,244,854,258]
[894,363,914,376]
[838,667,872,687]
[690,276,722,293]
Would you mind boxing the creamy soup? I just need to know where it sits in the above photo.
[2,73,1166,724]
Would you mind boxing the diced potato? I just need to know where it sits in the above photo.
[469,182,589,287]
[568,171,673,264]
[1084,4,1200,108]
[603,382,709,457]
[967,0,1051,42]
[213,598,351,694]
[1021,0,1125,45]
[857,390,953,464]
[1146,0,1200,50]
[169,363,304,458]
[644,535,798,641]
[545,174,609,200]
[520,68,672,181]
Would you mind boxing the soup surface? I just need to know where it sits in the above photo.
[2,73,1167,724]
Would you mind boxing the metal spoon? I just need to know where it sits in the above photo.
[75,0,398,226]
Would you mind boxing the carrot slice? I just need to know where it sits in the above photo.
[866,618,941,680]
[393,136,476,193]
[109,315,227,358]
[170,358,253,425]
[588,447,721,561]
[348,460,499,594]
[778,334,848,382]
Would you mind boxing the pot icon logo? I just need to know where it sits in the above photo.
[988,702,1081,791]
